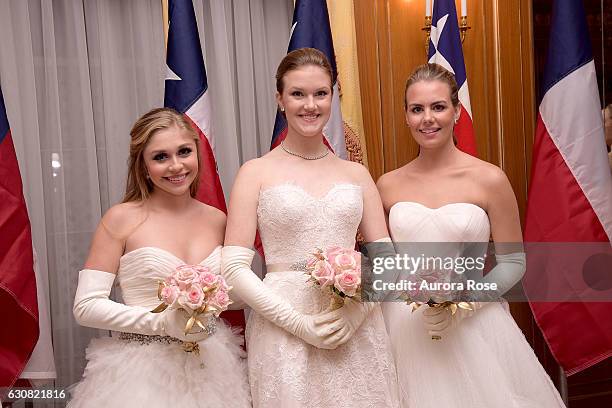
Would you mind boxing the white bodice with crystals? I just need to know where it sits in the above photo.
[257,183,362,264]
[116,246,221,309]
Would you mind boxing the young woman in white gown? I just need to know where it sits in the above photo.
[222,48,399,407]
[68,108,250,407]
[377,63,566,407]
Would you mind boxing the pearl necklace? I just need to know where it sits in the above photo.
[280,141,330,160]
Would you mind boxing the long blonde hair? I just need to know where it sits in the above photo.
[123,108,200,203]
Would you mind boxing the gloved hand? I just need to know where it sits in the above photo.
[73,269,210,342]
[222,246,344,349]
[163,308,215,343]
[422,303,486,337]
[422,306,453,336]
[318,298,376,348]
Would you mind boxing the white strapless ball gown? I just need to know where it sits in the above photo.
[384,202,566,408]
[67,246,251,408]
[247,183,399,408]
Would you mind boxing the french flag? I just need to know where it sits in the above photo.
[270,0,347,159]
[0,85,39,389]
[524,0,612,375]
[164,0,244,330]
[428,0,478,156]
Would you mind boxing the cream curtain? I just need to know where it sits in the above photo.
[0,0,292,402]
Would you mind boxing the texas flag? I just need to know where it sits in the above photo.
[270,0,347,159]
[428,0,477,156]
[524,0,612,375]
[164,0,244,330]
[0,85,39,389]
[164,0,225,211]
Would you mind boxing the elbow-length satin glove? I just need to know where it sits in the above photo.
[73,269,209,342]
[221,245,342,349]
[423,251,526,336]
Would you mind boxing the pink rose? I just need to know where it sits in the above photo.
[325,246,343,265]
[326,247,360,272]
[311,260,335,287]
[178,283,204,310]
[198,271,219,289]
[334,269,361,297]
[174,265,200,290]
[160,285,179,306]
[208,289,231,311]
[216,276,231,292]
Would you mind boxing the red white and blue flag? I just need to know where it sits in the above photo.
[164,0,244,330]
[524,0,612,375]
[0,85,39,389]
[164,0,225,212]
[428,0,477,156]
[270,0,347,159]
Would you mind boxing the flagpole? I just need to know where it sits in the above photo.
[161,0,169,49]
[558,367,568,405]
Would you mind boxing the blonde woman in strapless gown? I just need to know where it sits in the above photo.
[222,48,399,407]
[377,63,566,407]
[68,108,250,407]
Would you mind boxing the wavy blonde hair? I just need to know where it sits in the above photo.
[122,108,200,203]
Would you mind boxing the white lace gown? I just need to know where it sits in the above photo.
[384,202,566,408]
[68,246,251,408]
[247,183,399,408]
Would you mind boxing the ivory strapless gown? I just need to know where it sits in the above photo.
[68,246,251,408]
[246,183,399,408]
[383,202,566,407]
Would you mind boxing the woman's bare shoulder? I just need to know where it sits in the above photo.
[101,202,148,240]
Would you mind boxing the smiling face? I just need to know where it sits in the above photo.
[142,125,199,197]
[405,79,460,150]
[276,64,332,139]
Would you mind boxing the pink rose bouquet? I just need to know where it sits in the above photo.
[306,246,362,309]
[152,264,232,335]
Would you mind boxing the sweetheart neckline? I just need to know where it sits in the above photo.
[120,245,221,265]
[389,201,487,215]
[259,182,361,201]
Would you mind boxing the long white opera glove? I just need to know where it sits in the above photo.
[478,252,526,300]
[73,269,209,342]
[221,245,341,350]
[424,251,526,336]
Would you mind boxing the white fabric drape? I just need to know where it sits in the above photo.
[0,0,292,399]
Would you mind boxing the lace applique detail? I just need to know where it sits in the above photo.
[257,183,363,264]
[248,183,400,407]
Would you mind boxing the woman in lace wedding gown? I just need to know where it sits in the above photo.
[377,63,566,407]
[222,48,399,407]
[68,108,250,407]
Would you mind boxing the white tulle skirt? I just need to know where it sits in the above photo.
[383,301,566,408]
[246,271,399,408]
[68,322,250,408]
